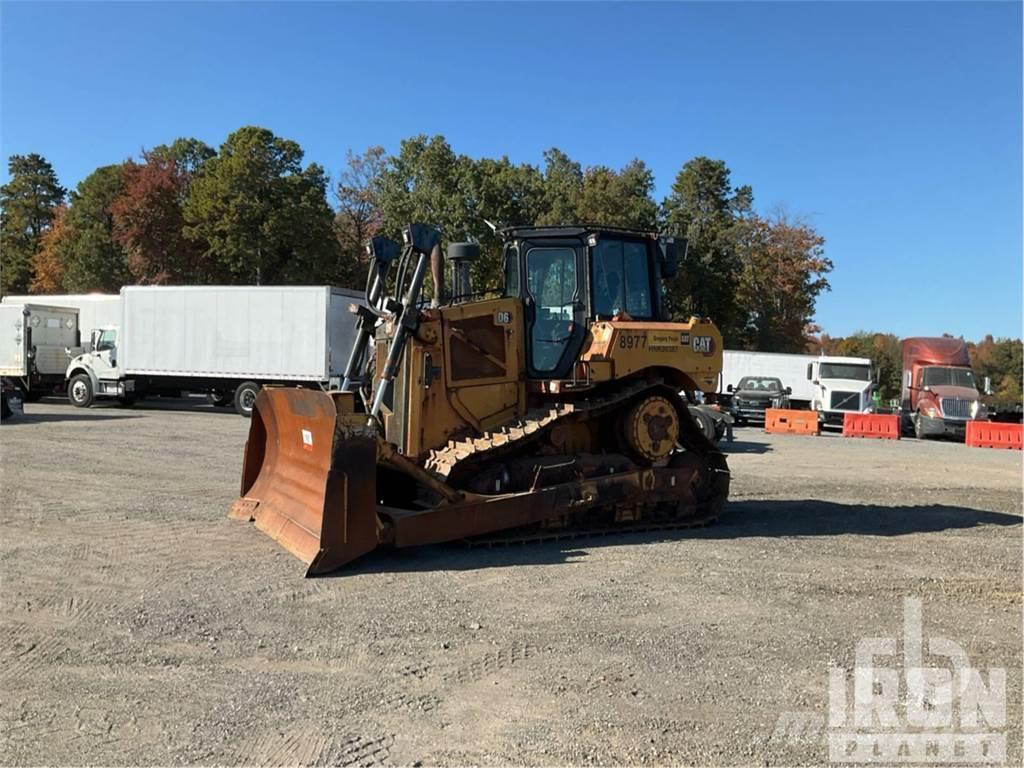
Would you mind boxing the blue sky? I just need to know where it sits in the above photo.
[2,1,1021,339]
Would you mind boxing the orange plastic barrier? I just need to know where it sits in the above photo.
[965,421,1023,450]
[764,408,819,436]
[842,413,901,440]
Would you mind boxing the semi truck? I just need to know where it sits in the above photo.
[64,286,363,416]
[721,350,875,426]
[901,337,989,440]
[0,303,83,399]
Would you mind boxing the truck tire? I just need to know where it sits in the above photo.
[690,407,718,444]
[68,374,94,408]
[233,381,260,417]
[1,392,10,420]
[913,412,926,440]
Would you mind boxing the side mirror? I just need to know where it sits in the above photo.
[806,363,813,380]
[784,386,792,395]
[89,330,100,352]
[658,237,685,279]
[726,384,733,393]
[983,376,992,395]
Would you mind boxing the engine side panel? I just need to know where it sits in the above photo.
[582,317,723,392]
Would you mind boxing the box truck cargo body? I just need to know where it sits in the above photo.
[3,294,121,337]
[720,350,875,426]
[0,303,82,398]
[64,286,363,416]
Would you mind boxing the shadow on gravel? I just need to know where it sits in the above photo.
[325,500,1021,575]
[28,395,241,416]
[4,411,140,423]
[720,440,772,454]
[707,500,1021,538]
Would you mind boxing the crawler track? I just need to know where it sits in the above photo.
[424,380,730,541]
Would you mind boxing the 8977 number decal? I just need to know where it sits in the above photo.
[618,333,647,349]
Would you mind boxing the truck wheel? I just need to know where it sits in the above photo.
[233,381,260,417]
[68,374,94,408]
[690,407,718,444]
[913,412,926,440]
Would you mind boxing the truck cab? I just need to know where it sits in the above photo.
[901,337,988,440]
[807,356,875,426]
[65,326,132,406]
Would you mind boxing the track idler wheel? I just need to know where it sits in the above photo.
[622,395,680,464]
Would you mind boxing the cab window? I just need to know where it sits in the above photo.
[503,245,520,297]
[96,329,117,351]
[591,239,653,318]
[526,247,577,372]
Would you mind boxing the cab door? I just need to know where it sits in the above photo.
[522,244,586,379]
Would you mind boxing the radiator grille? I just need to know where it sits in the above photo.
[829,391,860,411]
[940,397,972,419]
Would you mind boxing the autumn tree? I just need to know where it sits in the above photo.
[969,335,1023,406]
[821,331,903,400]
[61,165,130,292]
[332,146,387,289]
[183,126,337,284]
[0,153,65,294]
[110,151,203,283]
[661,157,752,339]
[30,204,73,293]
[734,213,833,352]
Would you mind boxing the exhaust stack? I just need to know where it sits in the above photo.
[447,242,479,303]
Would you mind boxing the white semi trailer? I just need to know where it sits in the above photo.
[721,350,875,427]
[64,286,363,416]
[0,303,82,399]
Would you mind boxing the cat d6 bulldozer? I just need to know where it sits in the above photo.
[230,223,729,575]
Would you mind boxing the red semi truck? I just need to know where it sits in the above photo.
[901,337,990,440]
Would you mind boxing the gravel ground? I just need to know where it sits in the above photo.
[1,398,1020,766]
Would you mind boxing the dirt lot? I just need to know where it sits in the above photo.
[1,399,1020,766]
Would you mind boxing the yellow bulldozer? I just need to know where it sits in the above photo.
[230,223,730,575]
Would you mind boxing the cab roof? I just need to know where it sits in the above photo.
[500,224,658,240]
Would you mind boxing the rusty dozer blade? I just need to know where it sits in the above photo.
[229,388,379,576]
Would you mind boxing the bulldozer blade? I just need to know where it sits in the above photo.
[229,388,380,576]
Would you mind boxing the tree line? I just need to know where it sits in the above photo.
[1,126,832,352]
[2,125,1019,404]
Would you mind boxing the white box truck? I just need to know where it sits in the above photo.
[3,293,122,338]
[64,286,363,416]
[0,303,82,399]
[721,350,875,426]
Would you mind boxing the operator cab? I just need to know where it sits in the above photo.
[501,226,680,379]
